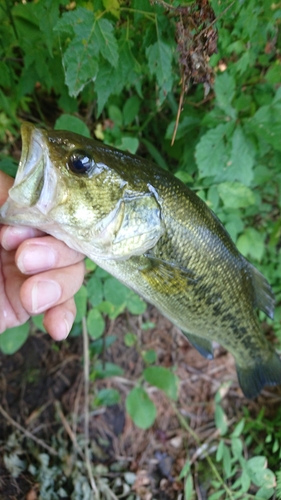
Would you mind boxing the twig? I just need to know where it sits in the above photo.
[0,404,58,456]
[194,1,235,42]
[82,316,100,498]
[171,72,186,146]
[54,400,85,460]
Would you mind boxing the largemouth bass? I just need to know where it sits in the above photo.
[1,122,281,398]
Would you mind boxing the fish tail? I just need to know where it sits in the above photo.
[236,350,281,399]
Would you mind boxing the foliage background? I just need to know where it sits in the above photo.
[0,0,281,498]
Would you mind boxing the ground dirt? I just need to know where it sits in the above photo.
[1,306,281,499]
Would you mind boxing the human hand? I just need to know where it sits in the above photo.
[0,172,85,340]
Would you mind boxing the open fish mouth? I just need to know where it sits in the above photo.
[0,122,58,223]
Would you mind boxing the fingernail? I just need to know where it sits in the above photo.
[18,245,57,273]
[31,280,61,314]
[62,311,75,340]
[2,226,39,251]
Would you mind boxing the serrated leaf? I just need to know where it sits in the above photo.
[215,71,236,118]
[56,8,118,96]
[126,387,156,429]
[229,126,255,185]
[94,18,119,66]
[146,39,173,103]
[195,123,233,179]
[95,62,124,116]
[143,366,179,400]
[0,323,29,354]
[249,101,281,152]
[217,182,255,208]
[64,43,99,97]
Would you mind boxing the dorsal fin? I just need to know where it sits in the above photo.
[247,261,275,319]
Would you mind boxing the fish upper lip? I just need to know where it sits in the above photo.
[19,122,44,180]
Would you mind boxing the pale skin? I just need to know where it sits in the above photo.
[0,171,86,340]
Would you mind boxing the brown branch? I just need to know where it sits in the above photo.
[0,404,58,456]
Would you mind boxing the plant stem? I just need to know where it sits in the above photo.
[173,404,236,500]
[82,316,100,499]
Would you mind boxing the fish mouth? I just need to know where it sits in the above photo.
[8,122,46,207]
[0,122,58,225]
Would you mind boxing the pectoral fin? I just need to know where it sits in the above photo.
[182,331,214,360]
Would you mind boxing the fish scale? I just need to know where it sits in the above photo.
[1,121,281,399]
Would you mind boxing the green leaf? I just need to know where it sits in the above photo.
[246,456,267,473]
[32,314,46,333]
[126,387,156,429]
[143,366,179,400]
[123,95,141,126]
[231,418,245,438]
[126,293,147,315]
[90,335,116,355]
[92,361,124,379]
[64,42,99,97]
[54,114,91,137]
[240,469,251,493]
[231,437,243,459]
[94,388,120,406]
[124,333,137,347]
[222,444,232,478]
[56,9,118,97]
[249,101,281,152]
[94,18,119,67]
[0,322,29,354]
[229,126,255,185]
[102,0,120,18]
[146,39,174,103]
[216,440,225,462]
[142,349,157,364]
[214,404,228,435]
[118,136,139,154]
[184,472,195,500]
[86,276,103,307]
[74,285,88,323]
[195,123,233,180]
[215,71,236,119]
[236,228,265,261]
[217,182,255,208]
[103,277,129,307]
[87,308,105,339]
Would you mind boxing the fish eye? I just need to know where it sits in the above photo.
[67,149,95,175]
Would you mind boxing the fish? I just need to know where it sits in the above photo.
[1,121,281,399]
